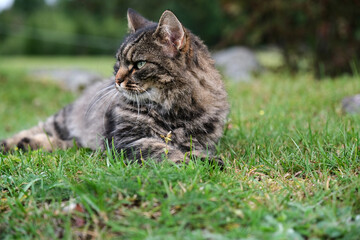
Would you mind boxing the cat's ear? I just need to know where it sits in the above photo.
[127,8,152,33]
[154,10,186,52]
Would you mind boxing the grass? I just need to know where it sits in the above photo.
[1,56,360,239]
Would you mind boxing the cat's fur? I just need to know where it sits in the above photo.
[0,9,229,164]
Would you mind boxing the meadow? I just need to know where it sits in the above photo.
[0,56,359,239]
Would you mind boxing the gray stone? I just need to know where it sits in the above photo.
[29,68,104,92]
[212,46,262,82]
[342,94,360,114]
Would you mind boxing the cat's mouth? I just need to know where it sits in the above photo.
[115,82,152,101]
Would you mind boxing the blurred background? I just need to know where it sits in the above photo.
[0,0,359,77]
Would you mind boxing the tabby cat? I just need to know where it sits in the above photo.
[0,9,229,164]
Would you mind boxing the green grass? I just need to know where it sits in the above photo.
[1,57,360,239]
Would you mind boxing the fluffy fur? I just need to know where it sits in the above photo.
[0,9,229,164]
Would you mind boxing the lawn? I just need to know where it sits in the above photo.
[0,56,360,239]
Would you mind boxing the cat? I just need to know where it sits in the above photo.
[0,9,229,165]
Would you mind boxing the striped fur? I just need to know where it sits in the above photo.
[0,9,229,165]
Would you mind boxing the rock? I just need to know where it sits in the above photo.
[29,68,104,92]
[212,46,262,82]
[342,94,360,114]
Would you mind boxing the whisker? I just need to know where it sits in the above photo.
[87,91,117,122]
[103,91,119,132]
[92,89,116,109]
[89,83,114,103]
[85,87,116,117]
[134,86,154,117]
[135,93,140,117]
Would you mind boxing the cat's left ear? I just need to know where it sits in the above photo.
[127,8,152,33]
[154,10,186,52]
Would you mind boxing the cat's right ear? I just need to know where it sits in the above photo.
[127,8,152,33]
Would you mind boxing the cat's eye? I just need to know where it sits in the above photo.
[136,61,146,69]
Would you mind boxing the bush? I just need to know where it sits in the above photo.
[218,0,360,77]
[0,0,359,77]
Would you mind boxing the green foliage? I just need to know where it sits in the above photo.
[219,0,360,76]
[1,57,360,238]
[12,0,45,14]
[0,1,127,55]
[1,0,359,76]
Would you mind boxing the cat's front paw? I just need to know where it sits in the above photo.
[0,140,9,153]
[0,137,37,153]
[206,157,225,170]
[193,155,225,170]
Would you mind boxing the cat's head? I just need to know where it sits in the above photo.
[114,9,216,110]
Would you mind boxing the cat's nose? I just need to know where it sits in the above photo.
[115,67,128,85]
